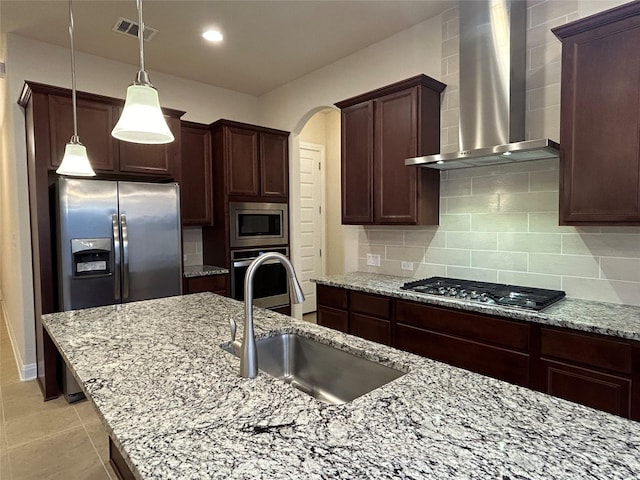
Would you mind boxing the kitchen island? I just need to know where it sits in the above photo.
[42,293,640,479]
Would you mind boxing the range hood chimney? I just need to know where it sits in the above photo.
[406,0,559,170]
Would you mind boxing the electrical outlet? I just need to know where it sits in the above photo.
[183,254,188,262]
[401,261,413,271]
[366,253,381,267]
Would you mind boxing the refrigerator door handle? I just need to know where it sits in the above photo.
[121,214,130,300]
[112,214,121,301]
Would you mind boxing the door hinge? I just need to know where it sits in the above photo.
[319,205,322,214]
[318,161,321,170]
[320,248,322,257]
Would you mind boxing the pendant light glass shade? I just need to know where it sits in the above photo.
[57,0,95,177]
[111,84,174,144]
[57,141,96,176]
[111,0,174,144]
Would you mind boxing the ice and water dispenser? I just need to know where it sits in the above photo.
[70,238,111,277]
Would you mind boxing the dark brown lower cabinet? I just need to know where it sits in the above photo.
[396,324,530,386]
[540,359,631,417]
[317,306,348,332]
[183,274,228,296]
[315,284,640,420]
[109,438,136,480]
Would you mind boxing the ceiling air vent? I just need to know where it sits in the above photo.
[112,17,158,41]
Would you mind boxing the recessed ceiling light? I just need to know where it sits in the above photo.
[202,29,223,42]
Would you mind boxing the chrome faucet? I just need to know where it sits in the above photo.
[239,252,305,378]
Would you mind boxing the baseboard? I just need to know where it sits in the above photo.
[1,300,37,381]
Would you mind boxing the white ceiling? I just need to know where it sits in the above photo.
[0,0,452,96]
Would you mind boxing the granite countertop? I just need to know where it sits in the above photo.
[42,293,640,479]
[313,272,640,341]
[183,265,229,278]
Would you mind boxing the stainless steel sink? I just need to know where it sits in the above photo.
[223,333,406,404]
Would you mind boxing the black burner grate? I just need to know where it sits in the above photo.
[401,277,566,311]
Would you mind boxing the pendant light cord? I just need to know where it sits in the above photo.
[137,0,145,72]
[69,0,79,143]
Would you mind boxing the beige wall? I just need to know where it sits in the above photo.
[357,0,640,306]
[2,33,261,377]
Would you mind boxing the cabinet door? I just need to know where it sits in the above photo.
[260,132,288,198]
[396,323,530,386]
[225,127,259,197]
[350,313,391,345]
[48,94,117,172]
[374,88,420,224]
[341,102,374,224]
[557,13,640,224]
[118,116,181,178]
[541,359,631,418]
[181,123,213,225]
[317,306,348,333]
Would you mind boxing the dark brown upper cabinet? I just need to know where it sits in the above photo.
[210,119,289,202]
[21,81,183,181]
[335,75,445,225]
[181,121,213,226]
[553,2,640,225]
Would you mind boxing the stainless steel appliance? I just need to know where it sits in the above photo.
[229,202,288,248]
[55,178,182,400]
[230,247,289,309]
[401,277,565,311]
[405,0,560,170]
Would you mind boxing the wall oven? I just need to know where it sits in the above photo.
[230,247,290,309]
[229,202,288,248]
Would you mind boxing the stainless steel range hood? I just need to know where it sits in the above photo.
[406,0,560,170]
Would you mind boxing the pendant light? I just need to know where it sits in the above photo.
[56,0,96,177]
[111,0,174,144]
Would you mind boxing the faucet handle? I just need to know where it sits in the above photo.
[229,317,237,343]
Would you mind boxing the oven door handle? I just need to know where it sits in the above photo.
[233,258,283,268]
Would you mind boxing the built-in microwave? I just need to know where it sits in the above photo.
[229,202,288,248]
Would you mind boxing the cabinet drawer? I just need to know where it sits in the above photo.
[542,359,631,418]
[396,301,529,351]
[396,324,530,386]
[540,328,632,374]
[317,285,348,310]
[350,291,391,319]
[186,275,227,294]
[317,306,348,333]
[350,313,391,345]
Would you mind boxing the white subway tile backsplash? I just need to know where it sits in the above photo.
[497,271,562,290]
[472,173,529,195]
[405,230,445,248]
[441,177,471,197]
[600,257,640,283]
[529,41,562,71]
[498,232,562,253]
[439,214,471,232]
[527,62,562,90]
[448,232,497,250]
[445,266,498,282]
[424,248,470,266]
[526,105,560,141]
[529,253,600,278]
[413,263,447,279]
[471,251,528,271]
[498,191,558,213]
[562,234,640,258]
[527,83,561,111]
[386,246,425,263]
[362,229,403,246]
[447,194,500,214]
[529,169,559,192]
[562,276,640,307]
[471,213,529,232]
[528,212,575,233]
[529,1,579,28]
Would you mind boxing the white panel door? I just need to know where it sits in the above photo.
[298,142,325,314]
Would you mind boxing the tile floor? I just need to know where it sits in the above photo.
[0,310,117,479]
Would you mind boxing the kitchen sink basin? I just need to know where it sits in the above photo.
[222,333,406,404]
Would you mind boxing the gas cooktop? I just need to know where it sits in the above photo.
[400,277,566,311]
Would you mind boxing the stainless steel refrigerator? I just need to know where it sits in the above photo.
[55,178,182,400]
